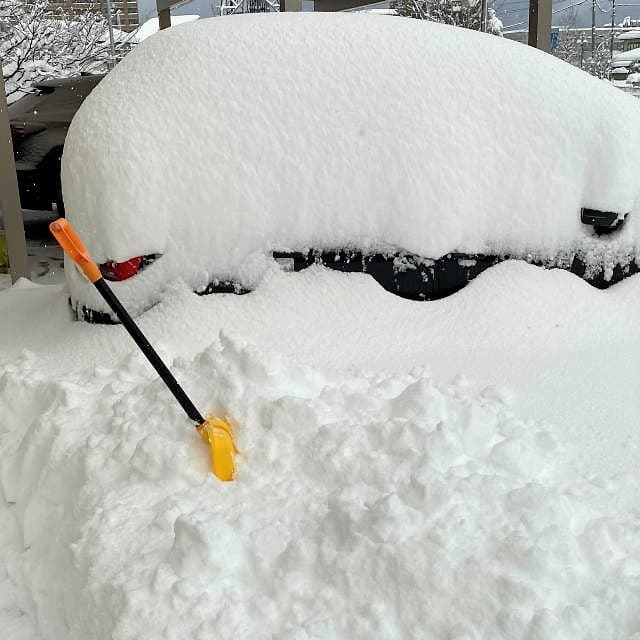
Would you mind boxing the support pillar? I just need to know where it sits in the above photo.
[0,69,30,283]
[158,6,171,29]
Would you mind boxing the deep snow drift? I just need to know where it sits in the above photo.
[1,263,639,639]
[62,13,640,316]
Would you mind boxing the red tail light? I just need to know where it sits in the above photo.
[99,257,143,281]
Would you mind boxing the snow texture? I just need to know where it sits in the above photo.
[1,263,640,639]
[61,13,640,316]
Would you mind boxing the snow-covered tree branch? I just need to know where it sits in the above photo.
[486,8,503,36]
[553,29,612,78]
[0,0,131,102]
[390,0,502,34]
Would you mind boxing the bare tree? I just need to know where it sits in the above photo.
[0,0,131,102]
[391,0,505,34]
[554,30,612,77]
[552,9,612,78]
[390,0,483,31]
[586,39,614,78]
[553,8,586,69]
[554,30,582,68]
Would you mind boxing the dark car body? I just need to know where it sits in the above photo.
[80,227,636,324]
[9,75,103,214]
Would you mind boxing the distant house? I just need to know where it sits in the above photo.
[610,45,640,96]
[50,0,140,32]
[611,47,640,74]
[616,29,640,52]
[612,47,640,63]
[504,26,611,49]
[620,17,640,28]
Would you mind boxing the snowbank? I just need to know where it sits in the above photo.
[1,263,640,638]
[62,13,640,316]
[2,331,639,639]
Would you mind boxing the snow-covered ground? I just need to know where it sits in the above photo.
[2,12,640,640]
[0,243,63,291]
[1,261,639,639]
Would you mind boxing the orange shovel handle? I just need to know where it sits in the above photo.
[50,219,102,283]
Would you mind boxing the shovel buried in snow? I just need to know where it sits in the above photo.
[50,218,235,481]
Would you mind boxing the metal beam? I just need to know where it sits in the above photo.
[158,8,171,29]
[0,68,30,283]
[528,0,552,52]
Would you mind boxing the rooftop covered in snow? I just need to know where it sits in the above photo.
[613,45,640,62]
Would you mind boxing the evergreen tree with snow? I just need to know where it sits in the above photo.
[486,7,503,36]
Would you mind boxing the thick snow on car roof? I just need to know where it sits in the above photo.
[62,13,640,313]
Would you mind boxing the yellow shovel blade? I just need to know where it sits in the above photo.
[197,417,236,481]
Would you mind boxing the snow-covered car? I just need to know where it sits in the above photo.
[9,74,103,216]
[61,13,640,322]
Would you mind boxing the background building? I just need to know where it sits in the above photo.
[51,0,139,31]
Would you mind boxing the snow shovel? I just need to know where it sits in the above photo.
[50,218,235,481]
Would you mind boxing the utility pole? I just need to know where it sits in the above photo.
[528,0,552,52]
[610,0,616,56]
[592,0,596,54]
[0,69,30,283]
[480,0,488,32]
[105,0,116,69]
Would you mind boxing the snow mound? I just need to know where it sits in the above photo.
[2,335,639,639]
[62,13,640,315]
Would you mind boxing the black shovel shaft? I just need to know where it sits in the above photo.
[94,278,206,426]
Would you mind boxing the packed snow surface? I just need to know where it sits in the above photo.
[62,13,640,315]
[1,263,639,639]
